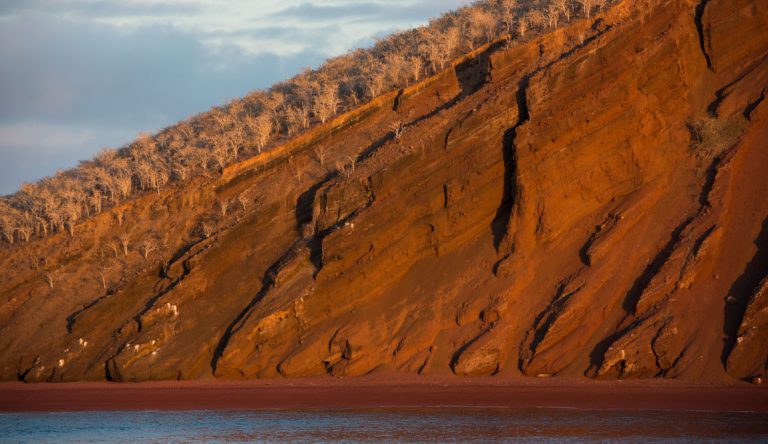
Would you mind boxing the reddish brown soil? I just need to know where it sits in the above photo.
[2,377,766,413]
[0,0,767,385]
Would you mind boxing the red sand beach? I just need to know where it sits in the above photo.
[1,376,766,413]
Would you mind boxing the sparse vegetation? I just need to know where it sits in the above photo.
[0,0,616,245]
[43,271,56,289]
[118,234,130,256]
[199,222,214,239]
[336,156,357,179]
[687,115,747,162]
[139,239,159,259]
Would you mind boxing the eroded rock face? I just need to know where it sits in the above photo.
[1,0,767,383]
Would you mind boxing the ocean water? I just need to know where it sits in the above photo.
[1,408,767,443]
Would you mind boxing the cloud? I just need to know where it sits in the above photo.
[0,0,200,18]
[0,17,325,127]
[0,0,474,194]
[0,16,325,193]
[0,122,137,194]
[270,2,387,20]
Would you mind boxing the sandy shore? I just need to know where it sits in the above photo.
[1,376,766,413]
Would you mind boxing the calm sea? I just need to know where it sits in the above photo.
[1,408,767,443]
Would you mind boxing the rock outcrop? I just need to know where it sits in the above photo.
[1,0,766,383]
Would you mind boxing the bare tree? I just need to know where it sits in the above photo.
[62,201,80,237]
[0,215,15,245]
[246,113,273,153]
[406,56,425,83]
[313,146,329,167]
[200,222,214,239]
[218,198,231,217]
[237,194,249,211]
[90,192,103,214]
[119,234,130,256]
[384,52,408,87]
[546,5,561,29]
[44,271,56,289]
[336,156,357,179]
[553,0,572,22]
[577,0,597,18]
[518,16,529,38]
[98,268,109,290]
[212,144,234,172]
[527,10,547,30]
[468,7,497,45]
[361,58,388,99]
[261,91,285,126]
[422,27,460,72]
[139,239,158,259]
[391,121,405,139]
[497,0,519,36]
[596,0,608,13]
[286,105,311,136]
[313,85,340,124]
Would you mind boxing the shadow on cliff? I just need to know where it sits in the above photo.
[721,215,768,366]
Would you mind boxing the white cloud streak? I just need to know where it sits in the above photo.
[0,0,473,194]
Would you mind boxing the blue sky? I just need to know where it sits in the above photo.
[0,0,471,195]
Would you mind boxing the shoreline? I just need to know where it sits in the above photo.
[1,376,767,413]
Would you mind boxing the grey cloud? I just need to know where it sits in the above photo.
[0,17,324,127]
[270,2,386,20]
[0,0,472,194]
[271,1,467,24]
[0,17,324,193]
[0,0,200,18]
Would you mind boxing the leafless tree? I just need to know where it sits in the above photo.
[0,215,15,245]
[391,121,405,139]
[336,156,357,179]
[497,0,519,36]
[139,239,158,259]
[313,146,329,167]
[17,224,32,243]
[98,268,109,290]
[596,0,608,13]
[200,222,214,239]
[44,271,56,289]
[553,0,572,22]
[518,16,529,38]
[313,85,340,124]
[218,199,231,217]
[212,144,234,172]
[422,27,460,72]
[577,0,597,19]
[119,234,130,256]
[527,10,547,30]
[468,7,497,45]
[406,56,425,83]
[246,113,273,153]
[384,52,408,86]
[286,105,311,136]
[546,5,561,29]
[237,194,249,211]
[361,58,388,99]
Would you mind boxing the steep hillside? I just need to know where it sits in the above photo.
[1,0,767,384]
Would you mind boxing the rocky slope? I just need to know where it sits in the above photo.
[1,0,767,383]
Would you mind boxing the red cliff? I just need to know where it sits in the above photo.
[1,0,766,384]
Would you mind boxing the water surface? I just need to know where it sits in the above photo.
[1,408,767,443]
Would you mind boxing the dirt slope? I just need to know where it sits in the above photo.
[1,0,766,383]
